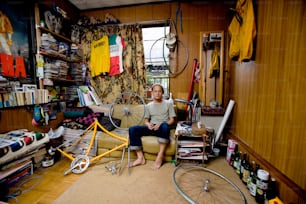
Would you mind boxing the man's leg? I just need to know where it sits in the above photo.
[152,142,167,170]
[152,122,170,170]
[129,125,150,167]
[132,149,146,167]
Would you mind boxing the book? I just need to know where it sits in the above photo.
[88,86,102,105]
[77,86,95,106]
[0,94,3,108]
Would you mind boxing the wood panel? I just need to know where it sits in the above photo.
[0,107,64,133]
[229,0,306,202]
[78,1,306,202]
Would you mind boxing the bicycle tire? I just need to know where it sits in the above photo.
[173,164,247,204]
[109,91,146,130]
[149,37,188,77]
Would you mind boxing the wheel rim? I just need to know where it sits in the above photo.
[172,164,247,204]
[109,91,146,130]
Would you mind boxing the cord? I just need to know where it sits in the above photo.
[6,175,43,203]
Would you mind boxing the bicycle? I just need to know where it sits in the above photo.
[55,91,146,175]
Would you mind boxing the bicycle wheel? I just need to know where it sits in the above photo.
[149,37,188,77]
[109,91,146,130]
[173,164,247,204]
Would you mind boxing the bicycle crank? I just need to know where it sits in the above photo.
[64,155,90,175]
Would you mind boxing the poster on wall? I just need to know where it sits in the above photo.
[0,1,31,79]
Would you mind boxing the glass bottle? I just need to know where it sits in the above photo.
[242,154,250,185]
[248,160,258,197]
[265,177,278,201]
[236,151,242,175]
[240,152,246,180]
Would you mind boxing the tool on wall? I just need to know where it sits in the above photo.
[165,19,177,52]
[175,2,183,33]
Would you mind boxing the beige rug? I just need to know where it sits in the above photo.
[53,157,256,204]
[53,159,187,204]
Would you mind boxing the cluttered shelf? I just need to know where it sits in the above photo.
[174,121,210,163]
[37,26,73,43]
[201,106,225,116]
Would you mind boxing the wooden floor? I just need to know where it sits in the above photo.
[7,157,80,204]
[6,156,256,204]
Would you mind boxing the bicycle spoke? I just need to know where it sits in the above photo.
[173,164,247,204]
[110,91,145,130]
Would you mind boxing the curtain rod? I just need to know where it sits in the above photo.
[80,19,170,29]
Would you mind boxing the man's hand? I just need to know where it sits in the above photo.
[147,123,160,131]
[152,123,160,131]
[147,123,155,130]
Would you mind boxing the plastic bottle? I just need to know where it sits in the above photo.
[255,169,270,204]
[168,92,174,104]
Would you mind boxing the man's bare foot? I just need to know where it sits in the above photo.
[151,155,163,170]
[128,157,146,167]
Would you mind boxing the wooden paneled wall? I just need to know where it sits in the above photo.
[0,0,304,202]
[0,107,64,133]
[228,0,306,202]
[81,1,306,202]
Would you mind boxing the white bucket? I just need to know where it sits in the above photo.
[213,148,220,157]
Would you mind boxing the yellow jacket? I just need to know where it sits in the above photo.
[229,0,256,61]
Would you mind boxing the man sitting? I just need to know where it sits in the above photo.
[129,84,176,170]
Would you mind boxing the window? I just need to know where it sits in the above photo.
[142,25,170,99]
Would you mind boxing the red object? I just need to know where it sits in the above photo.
[32,118,40,126]
[187,58,199,102]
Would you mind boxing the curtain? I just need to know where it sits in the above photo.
[80,24,146,104]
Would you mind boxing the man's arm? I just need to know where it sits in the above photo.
[167,117,175,126]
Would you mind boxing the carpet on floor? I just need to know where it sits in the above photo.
[53,158,188,204]
[53,157,256,204]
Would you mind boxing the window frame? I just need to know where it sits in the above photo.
[142,23,170,99]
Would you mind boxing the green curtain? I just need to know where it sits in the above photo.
[80,24,146,104]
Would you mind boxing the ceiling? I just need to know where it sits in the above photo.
[68,0,171,11]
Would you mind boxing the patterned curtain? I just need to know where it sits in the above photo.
[80,24,146,104]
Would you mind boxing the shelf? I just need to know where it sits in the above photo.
[39,51,81,63]
[177,155,207,160]
[201,106,225,116]
[43,78,76,87]
[178,140,204,147]
[37,25,73,43]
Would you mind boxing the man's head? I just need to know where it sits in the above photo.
[151,83,164,101]
[151,83,164,94]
